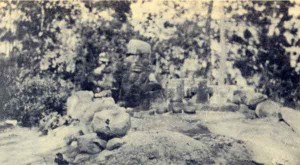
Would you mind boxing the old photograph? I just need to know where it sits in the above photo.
[0,0,300,164]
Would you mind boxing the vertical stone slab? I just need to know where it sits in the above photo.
[196,81,208,104]
[166,79,184,102]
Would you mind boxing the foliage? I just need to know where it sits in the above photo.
[0,0,300,124]
[4,76,74,123]
[39,112,75,135]
[1,1,133,125]
[224,1,300,106]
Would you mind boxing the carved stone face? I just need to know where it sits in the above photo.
[123,53,150,73]
[114,40,156,107]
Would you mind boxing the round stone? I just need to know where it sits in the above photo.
[92,110,131,139]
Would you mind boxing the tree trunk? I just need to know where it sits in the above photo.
[204,1,213,83]
[40,1,44,32]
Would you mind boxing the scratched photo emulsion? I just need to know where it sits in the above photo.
[0,1,300,165]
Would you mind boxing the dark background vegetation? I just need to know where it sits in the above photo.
[0,1,299,124]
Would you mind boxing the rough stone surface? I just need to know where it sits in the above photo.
[66,91,94,118]
[193,134,253,165]
[130,114,210,135]
[66,91,94,120]
[106,138,126,151]
[280,107,300,135]
[92,131,213,165]
[4,109,297,165]
[89,130,252,165]
[255,100,282,118]
[81,97,117,123]
[197,111,300,165]
[77,133,107,154]
[74,91,94,103]
[92,110,131,139]
[67,96,117,123]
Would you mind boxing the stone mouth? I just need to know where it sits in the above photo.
[131,65,143,72]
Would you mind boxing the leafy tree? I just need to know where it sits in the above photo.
[224,1,299,106]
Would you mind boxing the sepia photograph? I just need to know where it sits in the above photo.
[0,0,300,164]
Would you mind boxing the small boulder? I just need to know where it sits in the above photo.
[73,154,91,164]
[81,97,117,123]
[0,121,15,130]
[77,133,107,154]
[67,91,117,121]
[148,110,155,115]
[4,120,17,126]
[229,94,242,105]
[245,93,267,109]
[184,102,196,114]
[169,102,183,113]
[239,104,256,119]
[92,110,131,139]
[232,89,247,104]
[231,90,267,109]
[125,108,134,116]
[66,91,94,120]
[65,141,79,159]
[255,100,282,118]
[239,104,251,112]
[106,138,126,150]
[151,101,169,114]
[156,107,169,114]
[54,153,69,165]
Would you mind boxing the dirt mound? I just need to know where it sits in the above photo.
[93,131,213,165]
[83,130,254,165]
[81,114,254,165]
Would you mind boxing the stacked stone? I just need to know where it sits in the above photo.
[167,79,184,113]
[64,91,131,164]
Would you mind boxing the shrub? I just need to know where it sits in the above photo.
[4,76,74,126]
